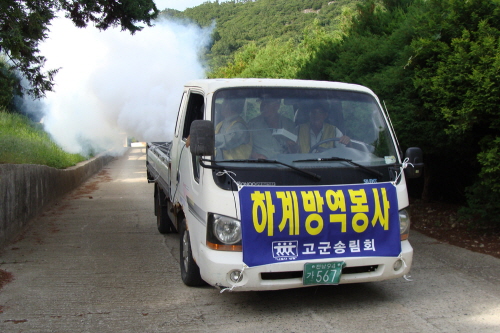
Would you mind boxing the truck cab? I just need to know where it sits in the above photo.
[147,79,423,291]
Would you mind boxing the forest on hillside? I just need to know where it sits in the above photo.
[160,0,363,68]
[166,0,500,225]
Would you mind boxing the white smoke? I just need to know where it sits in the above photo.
[39,16,212,155]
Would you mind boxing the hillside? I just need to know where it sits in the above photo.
[160,0,362,68]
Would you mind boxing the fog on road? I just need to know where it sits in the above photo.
[0,148,499,332]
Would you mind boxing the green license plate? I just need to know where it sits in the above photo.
[303,261,345,285]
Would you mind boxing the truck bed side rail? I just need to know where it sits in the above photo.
[146,142,173,198]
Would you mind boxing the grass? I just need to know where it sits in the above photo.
[0,110,86,169]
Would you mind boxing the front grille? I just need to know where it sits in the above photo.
[261,271,303,280]
[343,265,378,274]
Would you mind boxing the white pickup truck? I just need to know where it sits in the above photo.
[146,78,423,292]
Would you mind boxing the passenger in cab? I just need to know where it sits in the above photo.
[214,98,252,160]
[297,102,351,153]
[248,98,298,159]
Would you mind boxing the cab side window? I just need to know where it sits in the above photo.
[182,92,205,140]
[174,92,187,138]
[182,92,204,183]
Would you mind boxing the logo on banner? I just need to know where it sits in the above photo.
[272,241,299,261]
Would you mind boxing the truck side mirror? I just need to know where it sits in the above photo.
[189,120,215,156]
[404,147,424,179]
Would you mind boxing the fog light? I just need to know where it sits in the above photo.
[393,259,403,271]
[229,270,243,283]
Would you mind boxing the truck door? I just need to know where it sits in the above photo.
[171,90,205,206]
[177,90,207,262]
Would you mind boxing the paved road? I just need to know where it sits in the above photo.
[0,148,499,332]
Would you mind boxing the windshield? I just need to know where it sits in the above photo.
[212,87,398,167]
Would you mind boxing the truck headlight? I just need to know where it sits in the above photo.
[207,213,242,251]
[399,209,410,240]
[213,214,241,244]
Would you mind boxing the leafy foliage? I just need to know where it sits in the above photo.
[0,0,159,99]
[409,0,500,220]
[0,56,22,109]
[209,23,339,79]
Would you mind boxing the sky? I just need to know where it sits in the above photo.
[33,4,214,156]
[154,0,216,11]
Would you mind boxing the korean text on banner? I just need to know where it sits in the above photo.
[239,183,400,267]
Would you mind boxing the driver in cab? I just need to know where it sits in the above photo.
[297,102,351,153]
[214,98,252,160]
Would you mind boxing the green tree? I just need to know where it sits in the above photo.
[0,56,22,108]
[0,0,158,99]
[410,0,500,223]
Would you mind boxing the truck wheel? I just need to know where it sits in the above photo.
[155,184,175,234]
[179,218,205,286]
[157,205,175,234]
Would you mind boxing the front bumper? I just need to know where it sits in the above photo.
[198,240,413,291]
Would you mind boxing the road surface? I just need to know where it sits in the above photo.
[0,148,499,332]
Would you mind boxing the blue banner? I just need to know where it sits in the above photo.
[239,182,401,267]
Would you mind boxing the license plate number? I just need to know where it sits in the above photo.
[303,261,345,285]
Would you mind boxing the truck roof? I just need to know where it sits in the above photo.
[184,78,376,95]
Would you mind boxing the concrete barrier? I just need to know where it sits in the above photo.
[0,154,114,249]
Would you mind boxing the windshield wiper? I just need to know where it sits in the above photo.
[293,157,383,178]
[205,158,321,181]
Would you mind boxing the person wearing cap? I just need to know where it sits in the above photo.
[297,102,350,153]
[214,98,252,160]
[248,98,298,159]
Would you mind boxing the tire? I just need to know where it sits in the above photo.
[179,218,205,286]
[155,184,175,234]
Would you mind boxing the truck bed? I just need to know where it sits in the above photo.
[146,141,173,197]
[148,141,172,157]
